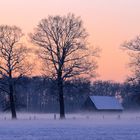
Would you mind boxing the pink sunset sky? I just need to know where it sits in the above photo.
[0,0,140,82]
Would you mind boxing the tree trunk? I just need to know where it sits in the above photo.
[58,78,65,119]
[9,83,17,119]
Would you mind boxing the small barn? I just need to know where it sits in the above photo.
[84,96,123,111]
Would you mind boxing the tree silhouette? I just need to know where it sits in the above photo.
[122,35,140,83]
[0,25,31,119]
[31,14,98,119]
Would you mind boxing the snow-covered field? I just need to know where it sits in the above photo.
[0,113,140,140]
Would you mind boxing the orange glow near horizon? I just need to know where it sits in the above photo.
[0,0,140,82]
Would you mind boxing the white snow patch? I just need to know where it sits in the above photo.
[0,112,140,140]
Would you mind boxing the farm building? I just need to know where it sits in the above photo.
[84,96,123,111]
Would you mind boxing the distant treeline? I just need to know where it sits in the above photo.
[0,77,140,112]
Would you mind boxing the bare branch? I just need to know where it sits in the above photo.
[31,14,97,81]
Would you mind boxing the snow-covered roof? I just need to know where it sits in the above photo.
[89,96,123,110]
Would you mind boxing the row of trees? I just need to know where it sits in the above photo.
[0,13,140,119]
[1,77,139,113]
[0,77,90,113]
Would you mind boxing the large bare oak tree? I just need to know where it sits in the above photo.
[31,14,98,119]
[0,25,31,119]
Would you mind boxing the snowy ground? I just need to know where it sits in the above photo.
[0,113,140,140]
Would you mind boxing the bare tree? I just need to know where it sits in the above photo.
[31,14,98,119]
[122,35,140,83]
[0,25,31,119]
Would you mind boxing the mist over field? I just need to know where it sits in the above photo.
[0,111,140,120]
[0,112,140,140]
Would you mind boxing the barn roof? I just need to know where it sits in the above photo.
[89,96,123,110]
